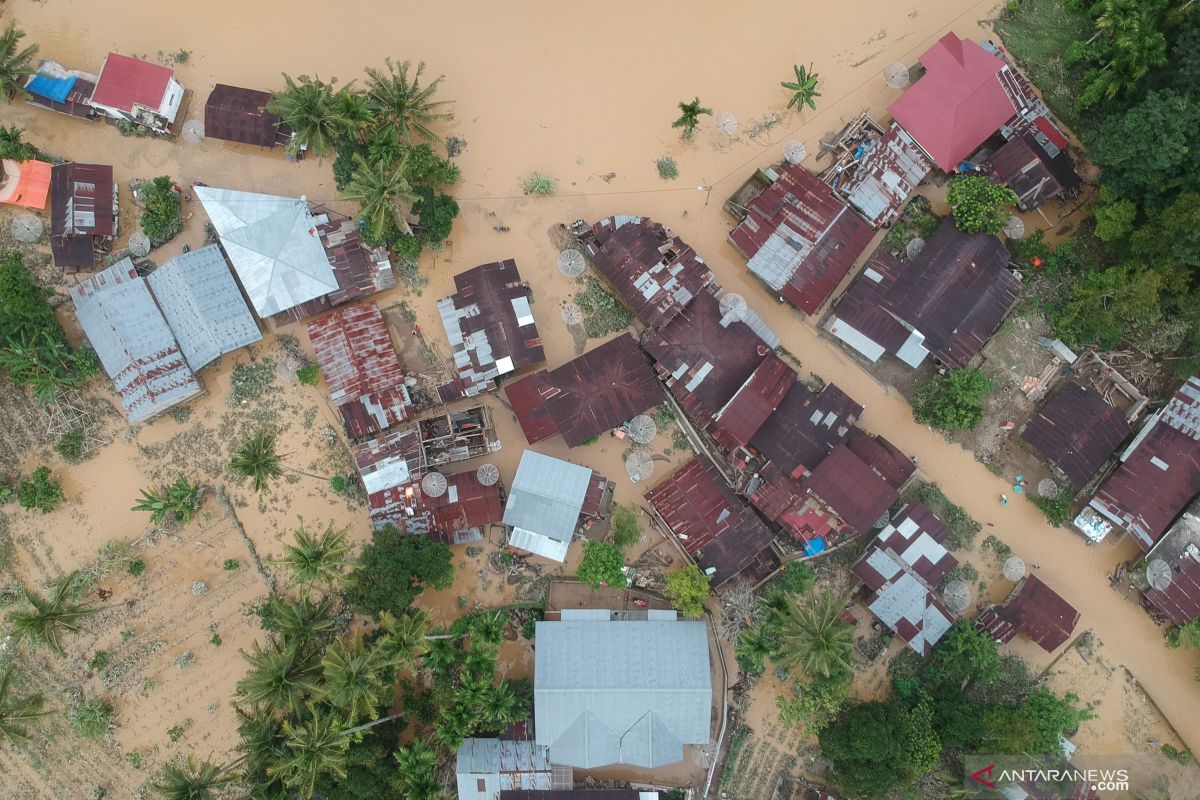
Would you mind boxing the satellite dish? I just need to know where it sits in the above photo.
[561,303,584,326]
[1038,479,1059,499]
[421,471,448,498]
[627,415,656,445]
[1003,556,1026,582]
[719,292,748,321]
[1147,559,1173,591]
[874,510,891,530]
[883,61,911,89]
[557,248,586,278]
[943,580,971,613]
[128,231,152,258]
[476,463,500,487]
[716,112,738,136]
[181,119,205,144]
[784,140,807,165]
[906,237,925,260]
[10,213,43,243]
[1004,215,1026,240]
[625,451,655,482]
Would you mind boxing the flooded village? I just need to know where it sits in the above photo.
[1,0,1200,799]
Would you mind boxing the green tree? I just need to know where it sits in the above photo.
[736,626,774,674]
[342,152,418,242]
[0,663,50,743]
[269,711,351,797]
[0,22,37,102]
[1053,261,1166,349]
[313,727,404,800]
[7,571,101,656]
[230,432,285,493]
[1092,187,1138,243]
[771,590,854,680]
[818,702,907,799]
[672,97,712,140]
[1026,688,1094,755]
[319,634,390,724]
[1091,90,1200,210]
[272,520,352,589]
[344,527,454,618]
[402,142,461,186]
[663,564,711,618]
[235,639,322,717]
[781,63,822,111]
[364,59,453,143]
[411,186,459,244]
[132,476,200,525]
[139,176,183,245]
[394,738,443,799]
[777,561,815,594]
[333,86,376,142]
[925,621,1003,691]
[576,540,627,589]
[1131,191,1200,269]
[268,73,353,157]
[777,676,849,736]
[259,593,340,645]
[1081,0,1169,105]
[1167,617,1200,649]
[151,756,237,800]
[610,504,641,550]
[17,466,64,513]
[0,125,41,160]
[912,368,993,430]
[945,175,1018,235]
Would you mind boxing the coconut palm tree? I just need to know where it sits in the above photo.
[6,571,102,656]
[364,59,453,143]
[151,756,237,800]
[132,476,200,525]
[672,97,712,140]
[318,634,389,724]
[266,74,352,157]
[395,738,443,799]
[482,682,524,730]
[770,590,854,679]
[341,152,417,241]
[262,594,339,646]
[735,625,774,674]
[235,639,322,718]
[376,609,430,666]
[333,86,375,142]
[230,432,285,493]
[0,22,37,102]
[433,704,473,751]
[422,630,461,676]
[782,63,822,111]
[271,520,352,589]
[469,610,506,647]
[268,711,349,797]
[0,663,50,743]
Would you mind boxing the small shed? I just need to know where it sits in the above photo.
[976,575,1080,652]
[503,451,598,562]
[455,738,571,800]
[0,159,52,210]
[204,84,293,148]
[24,60,99,119]
[50,162,117,270]
[990,131,1081,211]
[838,122,933,227]
[1020,381,1131,490]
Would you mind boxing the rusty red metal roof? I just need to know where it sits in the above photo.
[707,351,796,453]
[204,84,289,148]
[586,216,715,330]
[1145,550,1200,626]
[729,162,875,314]
[803,441,900,534]
[990,131,1081,211]
[90,52,173,113]
[504,370,560,445]
[647,454,777,587]
[976,575,1079,652]
[398,470,503,544]
[51,162,116,268]
[308,302,412,438]
[1020,381,1131,489]
[844,429,916,490]
[750,381,862,477]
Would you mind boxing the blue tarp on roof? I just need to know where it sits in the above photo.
[803,537,827,556]
[27,72,76,103]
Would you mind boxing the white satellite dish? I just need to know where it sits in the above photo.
[906,236,925,261]
[1038,479,1059,499]
[716,112,738,136]
[625,451,655,482]
[943,580,971,613]
[719,292,748,322]
[883,61,911,89]
[561,303,584,326]
[784,140,807,165]
[10,213,43,243]
[1003,555,1026,582]
[1147,559,1173,592]
[627,415,656,445]
[421,471,448,498]
[558,248,586,278]
[128,231,152,258]
[476,463,500,487]
[1004,215,1026,240]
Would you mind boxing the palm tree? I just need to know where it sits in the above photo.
[261,594,339,646]
[364,59,453,143]
[132,476,200,525]
[0,663,50,743]
[482,682,524,730]
[268,712,350,797]
[333,86,375,142]
[395,738,442,799]
[271,520,352,589]
[7,571,102,656]
[235,639,322,717]
[463,644,498,679]
[782,63,822,112]
[151,756,237,800]
[318,634,389,724]
[230,432,285,493]
[376,609,430,666]
[735,625,774,674]
[469,610,506,647]
[341,152,417,241]
[672,97,712,140]
[266,74,352,157]
[770,590,854,679]
[422,630,461,676]
[0,125,39,160]
[0,22,37,102]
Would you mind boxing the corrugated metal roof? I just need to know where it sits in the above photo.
[872,502,957,586]
[1020,382,1131,489]
[204,84,291,148]
[51,162,116,268]
[853,544,955,654]
[976,575,1079,652]
[842,123,933,226]
[504,451,594,557]
[89,52,173,113]
[534,617,711,769]
[1143,502,1200,625]
[455,738,559,800]
[708,351,796,452]
[146,244,262,372]
[990,131,1081,211]
[275,218,389,323]
[803,441,901,534]
[750,381,862,477]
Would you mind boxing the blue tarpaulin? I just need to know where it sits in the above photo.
[803,537,827,556]
[27,72,76,103]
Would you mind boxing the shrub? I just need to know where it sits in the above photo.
[946,175,1018,236]
[1162,743,1192,764]
[127,559,146,577]
[344,525,455,618]
[55,428,86,463]
[520,172,557,196]
[330,475,348,494]
[1167,618,1200,649]
[1033,495,1072,527]
[656,156,679,180]
[88,651,109,672]
[412,187,459,243]
[912,483,981,549]
[18,467,64,513]
[664,564,711,617]
[777,561,815,594]
[576,540,627,589]
[402,143,461,186]
[72,697,112,738]
[912,368,993,430]
[296,364,320,386]
[574,275,632,338]
[223,558,240,571]
[611,505,641,550]
[139,177,183,246]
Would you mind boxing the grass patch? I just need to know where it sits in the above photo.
[228,359,276,405]
[574,275,632,338]
[1032,494,1073,527]
[520,172,557,196]
[55,427,86,463]
[656,156,679,180]
[296,364,319,386]
[71,697,112,738]
[909,482,981,550]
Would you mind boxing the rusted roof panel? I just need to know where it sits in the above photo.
[844,429,916,490]
[204,84,290,148]
[841,123,933,226]
[1145,549,1200,626]
[1020,381,1131,489]
[976,575,1079,652]
[505,370,560,445]
[873,502,958,586]
[396,471,504,544]
[274,219,387,323]
[708,351,797,453]
[750,381,862,477]
[852,539,955,654]
[803,441,899,534]
[991,131,1080,211]
[51,162,116,268]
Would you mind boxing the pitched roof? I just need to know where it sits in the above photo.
[456,739,564,800]
[729,163,875,314]
[708,351,797,453]
[146,245,262,372]
[505,370,561,445]
[276,218,392,323]
[647,454,777,587]
[194,186,338,317]
[805,442,902,534]
[976,575,1079,652]
[991,131,1081,211]
[844,428,917,491]
[437,259,545,402]
[750,381,862,477]
[352,427,422,527]
[586,216,715,330]
[853,541,956,655]
[504,451,594,562]
[307,302,412,438]
[841,123,933,227]
[204,84,289,148]
[534,616,711,768]
[0,159,52,210]
[90,52,173,113]
[887,32,1026,170]
[871,502,958,585]
[1143,502,1200,625]
[395,470,504,544]
[70,260,202,422]
[1020,381,1131,489]
[50,162,116,268]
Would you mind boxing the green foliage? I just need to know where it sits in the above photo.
[912,368,993,430]
[1033,494,1073,527]
[127,559,146,577]
[363,58,452,143]
[611,504,641,550]
[313,726,405,800]
[777,561,815,594]
[329,475,348,495]
[151,756,236,800]
[982,534,1014,561]
[664,564,710,618]
[771,590,854,680]
[945,175,1018,236]
[912,483,981,549]
[71,697,112,738]
[1162,743,1192,764]
[0,22,39,102]
[0,663,50,743]
[139,177,183,246]
[296,364,320,386]
[268,73,355,157]
[18,466,63,513]
[55,427,86,463]
[656,156,678,180]
[87,651,109,672]
[1092,187,1137,242]
[341,152,418,243]
[401,142,461,186]
[1052,261,1167,349]
[818,701,939,799]
[344,525,454,618]
[672,97,712,140]
[223,559,240,571]
[520,172,557,195]
[412,186,459,243]
[132,476,200,525]
[576,540,627,589]
[941,562,980,585]
[777,675,850,736]
[1092,89,1200,211]
[0,125,42,160]
[735,625,774,675]
[781,63,822,111]
[574,274,632,337]
[229,433,285,493]
[1167,617,1200,649]
[228,359,276,404]
[273,519,352,589]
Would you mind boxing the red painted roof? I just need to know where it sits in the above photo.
[708,351,797,452]
[90,52,173,113]
[1033,115,1069,150]
[0,159,51,210]
[976,575,1079,652]
[887,33,1019,170]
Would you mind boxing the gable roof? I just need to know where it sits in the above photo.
[853,542,956,655]
[1143,502,1200,626]
[307,302,412,438]
[976,575,1079,652]
[750,381,862,477]
[504,451,594,562]
[456,739,562,800]
[70,260,202,422]
[804,441,902,534]
[204,84,289,148]
[586,216,715,330]
[194,186,338,317]
[872,502,958,585]
[841,123,933,227]
[708,351,797,453]
[50,162,116,268]
[1020,381,1131,489]
[276,218,393,323]
[991,131,1081,211]
[534,616,711,768]
[146,245,262,372]
[729,163,875,314]
[0,159,52,210]
[90,52,173,113]
[505,370,561,445]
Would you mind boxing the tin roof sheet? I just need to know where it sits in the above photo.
[803,441,900,534]
[976,575,1079,652]
[204,84,289,148]
[90,52,173,113]
[841,123,933,226]
[1020,382,1131,489]
[51,162,116,268]
[504,451,594,549]
[750,381,862,477]
[708,351,797,452]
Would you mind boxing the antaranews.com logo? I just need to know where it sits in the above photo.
[963,756,1133,798]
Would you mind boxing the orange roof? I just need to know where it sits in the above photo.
[0,159,52,210]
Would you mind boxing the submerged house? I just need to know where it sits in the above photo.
[87,52,185,134]
[749,381,863,479]
[533,611,711,769]
[503,450,612,562]
[1020,381,1131,490]
[0,158,51,210]
[835,121,934,227]
[1141,500,1200,627]
[204,84,293,149]
[437,259,545,402]
[50,162,118,270]
[990,131,1081,211]
[976,575,1080,652]
[729,162,875,314]
[827,218,1019,369]
[455,738,572,800]
[24,60,100,119]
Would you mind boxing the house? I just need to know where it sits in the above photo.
[50,162,118,270]
[990,131,1081,211]
[888,32,1038,171]
[976,575,1080,652]
[827,218,1019,369]
[647,453,780,587]
[307,302,413,439]
[838,122,934,227]
[0,159,52,209]
[395,470,504,544]
[1142,500,1200,626]
[276,218,396,323]
[707,351,797,456]
[729,162,875,314]
[24,60,99,119]
[1079,374,1200,549]
[852,502,959,654]
[455,738,572,800]
[204,84,293,148]
[70,260,202,422]
[503,451,611,562]
[87,52,185,133]
[1019,382,1131,490]
[505,334,663,448]
[749,381,862,478]
[534,610,711,768]
[584,216,715,331]
[437,259,546,402]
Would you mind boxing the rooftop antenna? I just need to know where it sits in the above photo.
[476,463,500,487]
[421,471,448,498]
[1146,559,1173,592]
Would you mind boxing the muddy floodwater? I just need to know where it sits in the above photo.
[3,0,1200,796]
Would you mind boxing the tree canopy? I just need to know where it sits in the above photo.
[576,540,627,589]
[344,527,454,618]
[663,564,711,618]
[912,368,993,430]
[945,175,1018,235]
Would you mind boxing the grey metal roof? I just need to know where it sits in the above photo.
[194,185,337,317]
[146,244,262,371]
[455,738,565,800]
[503,451,593,550]
[534,617,712,769]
